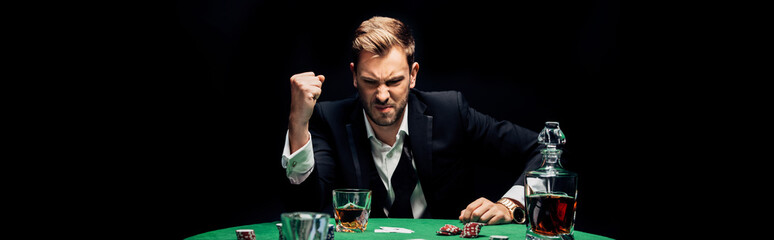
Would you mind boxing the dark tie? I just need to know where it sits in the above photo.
[388,137,418,218]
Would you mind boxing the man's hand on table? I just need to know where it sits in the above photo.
[459,197,513,225]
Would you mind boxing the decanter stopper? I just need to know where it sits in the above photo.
[537,121,566,148]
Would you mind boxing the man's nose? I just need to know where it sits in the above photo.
[375,85,390,103]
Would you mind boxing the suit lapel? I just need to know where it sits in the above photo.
[345,99,388,217]
[407,92,433,214]
[345,101,373,189]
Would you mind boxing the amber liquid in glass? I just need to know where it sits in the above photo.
[527,194,576,236]
[334,203,368,232]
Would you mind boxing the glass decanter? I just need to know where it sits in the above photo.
[525,122,577,240]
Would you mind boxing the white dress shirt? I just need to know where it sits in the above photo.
[281,104,525,218]
[361,109,427,218]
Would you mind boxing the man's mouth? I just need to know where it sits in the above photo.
[374,104,393,113]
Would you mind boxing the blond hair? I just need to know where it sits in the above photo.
[351,16,415,70]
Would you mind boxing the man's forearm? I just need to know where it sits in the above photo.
[288,120,310,154]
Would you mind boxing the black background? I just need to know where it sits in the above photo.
[86,0,626,239]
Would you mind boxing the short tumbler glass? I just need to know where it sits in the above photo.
[332,189,372,233]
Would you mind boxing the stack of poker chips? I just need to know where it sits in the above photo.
[437,223,485,238]
[236,229,256,240]
[276,223,335,240]
[276,223,283,240]
[460,222,484,238]
[326,224,335,240]
[437,224,462,236]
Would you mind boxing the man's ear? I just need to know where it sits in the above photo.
[409,62,419,89]
[350,62,357,88]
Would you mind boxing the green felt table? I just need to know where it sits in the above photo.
[185,218,613,240]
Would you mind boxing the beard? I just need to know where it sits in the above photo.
[361,94,408,127]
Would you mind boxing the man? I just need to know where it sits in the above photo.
[281,16,542,224]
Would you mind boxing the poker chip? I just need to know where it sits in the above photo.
[236,229,256,240]
[276,223,284,240]
[436,224,462,235]
[327,224,335,240]
[489,235,508,240]
[460,222,484,238]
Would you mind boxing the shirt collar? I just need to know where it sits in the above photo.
[363,104,410,144]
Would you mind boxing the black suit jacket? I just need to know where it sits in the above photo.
[288,89,542,219]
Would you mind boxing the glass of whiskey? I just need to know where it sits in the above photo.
[332,189,372,233]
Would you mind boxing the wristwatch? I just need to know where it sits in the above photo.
[497,198,526,224]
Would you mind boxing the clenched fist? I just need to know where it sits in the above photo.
[288,72,325,153]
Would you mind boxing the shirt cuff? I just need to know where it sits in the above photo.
[281,130,315,184]
[502,185,525,207]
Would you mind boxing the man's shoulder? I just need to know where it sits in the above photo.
[314,95,359,123]
[411,89,460,100]
[411,89,461,104]
[411,89,464,111]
